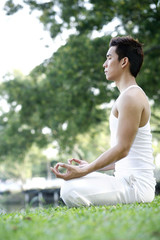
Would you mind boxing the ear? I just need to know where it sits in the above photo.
[121,57,129,68]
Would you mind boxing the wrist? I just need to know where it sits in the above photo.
[82,163,93,175]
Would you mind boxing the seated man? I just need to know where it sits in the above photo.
[51,36,156,207]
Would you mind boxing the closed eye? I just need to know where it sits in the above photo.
[106,53,112,60]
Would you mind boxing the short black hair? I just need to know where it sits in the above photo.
[109,36,144,77]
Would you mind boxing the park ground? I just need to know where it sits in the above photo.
[0,195,160,240]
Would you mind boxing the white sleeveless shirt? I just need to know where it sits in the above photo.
[110,85,156,192]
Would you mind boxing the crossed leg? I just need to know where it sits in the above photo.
[60,172,138,207]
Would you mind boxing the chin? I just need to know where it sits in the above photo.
[106,75,115,82]
[106,76,113,81]
[105,74,111,81]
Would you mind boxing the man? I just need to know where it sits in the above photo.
[51,36,156,207]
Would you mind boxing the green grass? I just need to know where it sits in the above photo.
[1,196,160,240]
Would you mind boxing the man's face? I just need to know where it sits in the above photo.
[103,46,122,81]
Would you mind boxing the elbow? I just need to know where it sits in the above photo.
[116,145,130,159]
[120,149,129,159]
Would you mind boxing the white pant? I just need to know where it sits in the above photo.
[60,172,155,207]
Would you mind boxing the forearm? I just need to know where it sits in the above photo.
[98,162,115,171]
[84,145,127,175]
[51,144,128,180]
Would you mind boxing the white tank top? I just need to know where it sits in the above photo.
[109,85,155,188]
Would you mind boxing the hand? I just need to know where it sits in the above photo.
[50,162,88,180]
[68,158,88,167]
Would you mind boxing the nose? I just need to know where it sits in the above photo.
[103,60,108,68]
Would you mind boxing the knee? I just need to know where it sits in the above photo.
[60,181,71,199]
[60,180,91,207]
[60,180,75,207]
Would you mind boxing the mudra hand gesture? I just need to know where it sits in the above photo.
[50,158,88,180]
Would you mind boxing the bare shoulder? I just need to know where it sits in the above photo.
[116,87,150,127]
[117,87,149,110]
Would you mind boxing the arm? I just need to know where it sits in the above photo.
[98,162,115,171]
[84,93,143,173]
[51,93,143,180]
[68,158,115,171]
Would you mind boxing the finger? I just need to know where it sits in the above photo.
[73,158,81,163]
[58,163,73,170]
[68,159,72,164]
[54,162,64,172]
[50,167,65,179]
[50,167,59,177]
[68,158,81,165]
[68,159,76,164]
[53,164,59,172]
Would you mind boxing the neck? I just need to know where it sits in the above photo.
[115,74,137,93]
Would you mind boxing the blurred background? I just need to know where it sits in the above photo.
[0,0,160,212]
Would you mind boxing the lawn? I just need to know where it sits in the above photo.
[0,195,160,240]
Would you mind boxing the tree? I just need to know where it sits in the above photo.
[0,35,116,160]
[3,1,160,41]
[1,0,160,162]
[3,0,160,102]
[0,144,50,181]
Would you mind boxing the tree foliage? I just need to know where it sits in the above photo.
[1,0,160,162]
[4,0,160,40]
[3,0,160,100]
[0,35,116,160]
